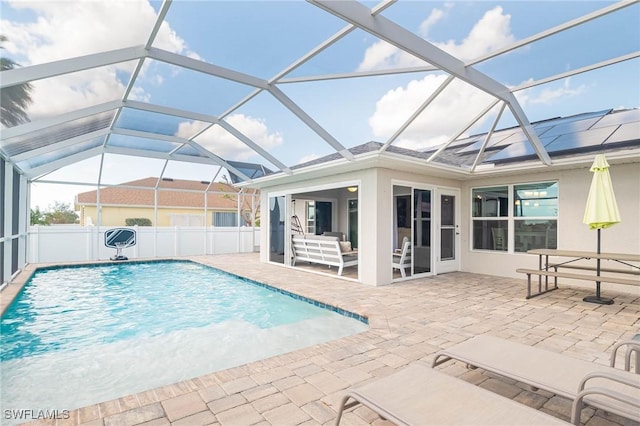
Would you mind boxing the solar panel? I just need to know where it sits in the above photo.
[532,109,611,132]
[603,122,640,145]
[590,109,640,129]
[545,126,618,153]
[485,135,558,162]
[455,132,516,154]
[537,116,602,138]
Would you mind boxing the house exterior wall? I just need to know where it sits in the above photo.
[258,160,638,288]
[459,162,640,284]
[79,206,237,227]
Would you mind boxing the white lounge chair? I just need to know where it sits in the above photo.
[431,334,640,424]
[334,363,568,425]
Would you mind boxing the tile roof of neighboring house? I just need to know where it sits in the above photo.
[76,178,256,210]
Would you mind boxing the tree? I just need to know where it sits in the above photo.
[43,202,79,224]
[220,175,260,226]
[1,35,33,127]
[30,206,47,225]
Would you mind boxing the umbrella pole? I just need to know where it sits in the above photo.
[596,228,601,298]
[583,228,614,305]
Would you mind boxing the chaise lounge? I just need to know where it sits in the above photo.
[334,363,568,425]
[431,334,640,423]
[334,335,640,425]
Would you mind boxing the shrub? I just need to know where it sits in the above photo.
[125,218,152,226]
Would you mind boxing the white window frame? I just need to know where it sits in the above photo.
[470,181,559,253]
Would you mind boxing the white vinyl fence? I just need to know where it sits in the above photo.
[28,225,260,263]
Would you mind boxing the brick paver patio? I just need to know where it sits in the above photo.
[5,253,639,426]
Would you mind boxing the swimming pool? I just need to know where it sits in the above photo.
[0,260,368,418]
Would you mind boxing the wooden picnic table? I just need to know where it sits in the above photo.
[517,249,640,301]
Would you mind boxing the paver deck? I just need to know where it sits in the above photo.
[3,253,639,426]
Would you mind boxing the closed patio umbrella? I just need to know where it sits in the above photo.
[582,154,621,304]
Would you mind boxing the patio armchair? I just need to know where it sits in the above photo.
[392,238,411,278]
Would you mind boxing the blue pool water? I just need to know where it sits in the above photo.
[0,260,367,418]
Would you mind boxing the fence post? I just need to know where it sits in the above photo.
[174,226,178,256]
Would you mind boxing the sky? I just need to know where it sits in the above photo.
[1,0,638,210]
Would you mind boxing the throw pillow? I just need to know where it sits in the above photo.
[339,241,352,253]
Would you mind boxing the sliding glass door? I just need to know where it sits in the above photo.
[392,185,432,278]
[269,196,286,263]
[413,188,431,275]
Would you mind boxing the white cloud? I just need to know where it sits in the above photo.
[365,6,517,148]
[418,4,450,38]
[528,79,587,105]
[370,77,494,149]
[2,0,193,119]
[437,6,515,61]
[190,114,283,161]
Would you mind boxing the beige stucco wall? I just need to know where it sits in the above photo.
[459,162,640,288]
[79,206,235,227]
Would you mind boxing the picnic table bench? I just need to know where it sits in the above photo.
[517,249,640,299]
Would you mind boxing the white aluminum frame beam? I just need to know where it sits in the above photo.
[108,128,250,181]
[513,51,640,92]
[309,0,551,165]
[104,145,226,166]
[213,120,291,174]
[471,102,506,172]
[125,100,215,125]
[380,74,455,152]
[0,46,147,88]
[468,0,638,67]
[125,101,287,172]
[427,99,501,162]
[148,47,268,90]
[268,85,354,160]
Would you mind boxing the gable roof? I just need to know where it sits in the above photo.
[76,178,255,210]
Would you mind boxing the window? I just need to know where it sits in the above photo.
[471,182,558,252]
[472,186,508,251]
[514,182,558,252]
[212,212,238,227]
[170,214,204,227]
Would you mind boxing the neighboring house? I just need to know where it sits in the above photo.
[75,177,258,227]
[246,108,640,287]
